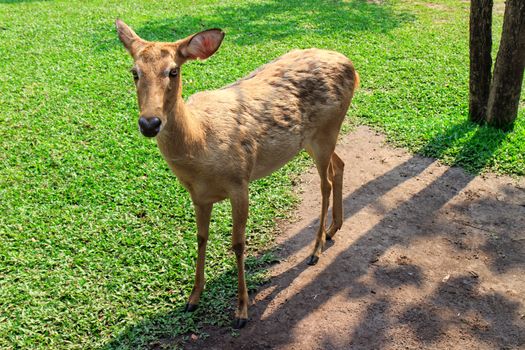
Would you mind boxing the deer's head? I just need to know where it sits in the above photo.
[116,19,224,137]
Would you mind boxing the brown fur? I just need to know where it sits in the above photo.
[116,20,358,326]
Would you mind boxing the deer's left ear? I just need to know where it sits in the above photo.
[115,19,145,57]
[178,29,225,60]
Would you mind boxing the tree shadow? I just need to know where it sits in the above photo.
[418,120,510,174]
[479,190,525,269]
[94,0,414,52]
[399,275,525,347]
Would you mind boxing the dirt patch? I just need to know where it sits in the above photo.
[494,2,506,16]
[184,126,525,349]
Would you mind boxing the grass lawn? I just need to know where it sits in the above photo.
[0,0,523,349]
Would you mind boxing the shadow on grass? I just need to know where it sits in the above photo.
[95,0,414,52]
[101,119,524,349]
[419,120,510,174]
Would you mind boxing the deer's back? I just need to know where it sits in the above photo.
[191,48,356,123]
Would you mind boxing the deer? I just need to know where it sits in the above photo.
[116,19,359,329]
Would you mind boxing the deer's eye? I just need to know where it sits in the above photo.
[169,68,179,77]
[131,69,139,80]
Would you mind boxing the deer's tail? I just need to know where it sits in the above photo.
[354,70,360,91]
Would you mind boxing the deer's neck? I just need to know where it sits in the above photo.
[157,78,205,161]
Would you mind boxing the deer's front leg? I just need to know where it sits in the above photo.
[230,185,249,329]
[185,202,213,312]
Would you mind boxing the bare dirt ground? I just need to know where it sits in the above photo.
[185,126,525,350]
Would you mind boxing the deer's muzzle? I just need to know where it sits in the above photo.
[138,116,162,137]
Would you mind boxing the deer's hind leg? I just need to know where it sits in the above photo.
[326,152,344,240]
[305,130,340,266]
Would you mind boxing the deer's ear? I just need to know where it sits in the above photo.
[178,29,225,60]
[115,19,145,56]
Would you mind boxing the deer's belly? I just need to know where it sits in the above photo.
[250,137,303,181]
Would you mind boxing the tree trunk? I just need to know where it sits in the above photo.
[469,0,493,124]
[486,0,525,129]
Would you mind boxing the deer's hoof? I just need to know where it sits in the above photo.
[307,255,319,265]
[184,303,198,312]
[326,234,333,241]
[233,318,248,329]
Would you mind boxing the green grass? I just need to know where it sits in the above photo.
[0,0,523,349]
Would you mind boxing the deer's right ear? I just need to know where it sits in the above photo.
[115,19,144,56]
[178,29,225,61]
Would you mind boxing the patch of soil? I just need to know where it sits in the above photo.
[184,126,525,349]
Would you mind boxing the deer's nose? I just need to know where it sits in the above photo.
[138,116,162,137]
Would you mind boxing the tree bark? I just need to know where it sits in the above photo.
[486,0,525,129]
[469,0,493,124]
